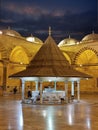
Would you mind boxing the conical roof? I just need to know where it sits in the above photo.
[9,35,91,78]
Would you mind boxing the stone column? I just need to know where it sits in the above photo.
[35,81,38,91]
[21,79,25,102]
[54,81,56,91]
[40,81,43,104]
[65,82,68,103]
[71,81,74,96]
[77,81,80,102]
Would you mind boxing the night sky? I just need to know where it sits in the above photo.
[0,0,97,43]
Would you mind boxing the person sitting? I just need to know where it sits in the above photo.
[13,86,17,94]
[60,97,64,103]
[27,89,32,98]
[36,94,40,101]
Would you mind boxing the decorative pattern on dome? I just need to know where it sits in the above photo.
[58,36,78,47]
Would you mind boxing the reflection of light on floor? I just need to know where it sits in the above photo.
[8,105,23,130]
[19,111,23,127]
[42,108,54,130]
[68,105,74,125]
[86,118,91,129]
[18,105,23,129]
[8,122,12,129]
[57,111,62,116]
[48,116,53,130]
[42,110,47,117]
[68,113,73,125]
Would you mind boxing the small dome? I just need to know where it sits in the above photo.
[58,36,78,47]
[82,31,98,42]
[26,35,43,44]
[2,27,22,37]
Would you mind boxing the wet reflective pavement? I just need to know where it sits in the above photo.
[0,94,98,130]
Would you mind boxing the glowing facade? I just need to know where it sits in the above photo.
[0,28,98,96]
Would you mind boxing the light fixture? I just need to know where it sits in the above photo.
[0,31,3,35]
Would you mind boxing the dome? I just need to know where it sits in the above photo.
[82,32,98,42]
[2,27,22,37]
[26,35,43,44]
[58,36,78,47]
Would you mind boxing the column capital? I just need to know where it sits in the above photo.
[71,81,74,83]
[64,81,68,84]
[77,80,80,84]
[21,79,25,83]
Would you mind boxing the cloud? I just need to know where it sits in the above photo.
[0,0,97,42]
[2,0,96,21]
[1,19,14,23]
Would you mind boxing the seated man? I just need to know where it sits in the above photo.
[27,89,32,98]
[60,97,64,103]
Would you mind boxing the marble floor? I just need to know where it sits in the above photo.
[0,94,98,130]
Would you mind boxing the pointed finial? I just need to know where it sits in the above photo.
[92,30,94,34]
[31,33,33,37]
[49,26,51,36]
[68,35,71,39]
[8,26,10,30]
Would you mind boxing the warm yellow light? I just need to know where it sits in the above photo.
[76,42,79,45]
[0,31,3,35]
[80,64,82,67]
[26,37,35,42]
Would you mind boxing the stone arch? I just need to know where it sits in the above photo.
[73,47,98,77]
[0,45,9,59]
[74,47,98,65]
[62,52,71,64]
[9,46,29,64]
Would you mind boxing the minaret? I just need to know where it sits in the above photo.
[31,33,33,37]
